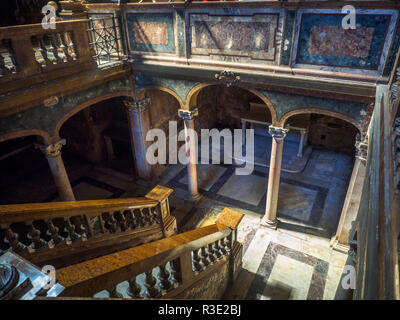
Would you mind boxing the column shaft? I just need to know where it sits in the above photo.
[179,108,201,201]
[262,126,288,229]
[124,98,152,179]
[37,139,75,201]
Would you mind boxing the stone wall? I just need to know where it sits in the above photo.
[308,114,358,155]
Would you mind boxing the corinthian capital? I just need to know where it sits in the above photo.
[124,98,150,114]
[268,126,289,140]
[178,107,199,120]
[36,139,66,158]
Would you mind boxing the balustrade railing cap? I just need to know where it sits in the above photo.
[216,208,244,230]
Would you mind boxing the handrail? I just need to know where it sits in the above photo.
[56,208,244,298]
[0,185,177,269]
[0,198,159,224]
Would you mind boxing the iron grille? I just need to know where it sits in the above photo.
[88,16,123,65]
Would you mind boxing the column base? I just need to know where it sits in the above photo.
[330,238,350,254]
[260,217,278,230]
[189,192,203,202]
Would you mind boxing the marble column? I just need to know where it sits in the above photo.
[124,98,152,179]
[36,139,75,201]
[178,108,201,201]
[331,136,368,253]
[261,126,289,229]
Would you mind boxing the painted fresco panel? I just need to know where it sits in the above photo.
[188,9,283,64]
[126,12,176,54]
[133,21,168,45]
[292,9,398,75]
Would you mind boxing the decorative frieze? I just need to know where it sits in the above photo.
[215,70,240,88]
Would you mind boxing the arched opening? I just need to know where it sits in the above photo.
[278,112,360,238]
[0,135,56,204]
[56,96,136,201]
[54,89,183,201]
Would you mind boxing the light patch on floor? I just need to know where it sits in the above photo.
[263,255,314,300]
[217,174,268,206]
[179,164,227,191]
[278,182,317,222]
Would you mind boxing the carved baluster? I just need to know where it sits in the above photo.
[223,236,231,254]
[143,270,160,298]
[153,206,162,224]
[212,241,222,260]
[48,34,60,64]
[71,216,86,237]
[159,262,172,294]
[26,221,47,250]
[107,286,122,298]
[200,246,211,267]
[45,219,65,247]
[37,35,50,66]
[107,212,118,233]
[218,238,227,256]
[169,259,181,287]
[116,211,128,232]
[59,33,70,62]
[2,224,26,254]
[66,32,77,60]
[192,249,204,273]
[64,217,82,242]
[128,209,138,230]
[0,53,10,75]
[98,214,107,233]
[207,243,216,264]
[138,208,147,227]
[7,41,18,72]
[127,276,142,298]
[147,207,155,225]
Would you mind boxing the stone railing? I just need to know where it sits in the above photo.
[0,20,96,102]
[0,185,177,269]
[353,84,400,300]
[55,208,243,299]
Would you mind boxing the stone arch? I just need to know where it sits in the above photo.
[280,108,362,133]
[136,85,185,109]
[54,90,133,138]
[185,83,278,124]
[0,129,51,144]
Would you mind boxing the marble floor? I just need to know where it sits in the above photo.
[158,147,353,300]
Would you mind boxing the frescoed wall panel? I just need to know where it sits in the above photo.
[126,12,176,55]
[292,9,399,76]
[187,8,284,65]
